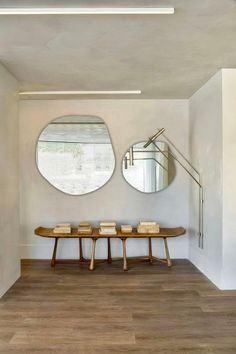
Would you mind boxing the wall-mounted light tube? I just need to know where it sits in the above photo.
[0,8,175,15]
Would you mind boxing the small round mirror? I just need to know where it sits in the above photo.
[122,141,175,193]
[36,115,115,195]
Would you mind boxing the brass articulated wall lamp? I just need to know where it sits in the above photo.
[144,128,204,249]
[124,147,168,172]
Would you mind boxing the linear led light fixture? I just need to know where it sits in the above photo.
[19,90,142,96]
[0,7,175,15]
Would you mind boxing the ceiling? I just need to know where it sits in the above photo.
[0,0,236,99]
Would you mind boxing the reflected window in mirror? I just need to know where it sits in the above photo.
[36,115,115,195]
[122,141,175,193]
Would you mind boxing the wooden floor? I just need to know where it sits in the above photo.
[1,260,236,354]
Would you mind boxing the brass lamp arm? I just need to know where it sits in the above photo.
[144,129,204,249]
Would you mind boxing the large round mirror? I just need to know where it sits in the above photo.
[122,141,175,193]
[36,115,115,195]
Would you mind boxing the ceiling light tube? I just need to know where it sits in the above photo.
[19,90,142,96]
[0,7,175,15]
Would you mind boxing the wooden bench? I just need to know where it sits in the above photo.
[35,227,186,271]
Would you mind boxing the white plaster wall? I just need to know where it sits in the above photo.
[19,99,189,260]
[221,69,236,289]
[0,63,20,297]
[189,71,223,288]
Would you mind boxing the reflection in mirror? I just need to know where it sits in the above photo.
[122,141,175,193]
[36,115,115,195]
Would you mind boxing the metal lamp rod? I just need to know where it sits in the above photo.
[162,133,200,177]
[143,129,204,249]
[125,156,168,172]
[129,147,134,166]
[156,145,201,188]
[144,128,200,177]
[143,128,165,148]
[152,141,203,247]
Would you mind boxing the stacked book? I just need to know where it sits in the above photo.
[99,221,117,235]
[53,223,71,234]
[78,222,92,234]
[121,225,133,234]
[137,221,160,234]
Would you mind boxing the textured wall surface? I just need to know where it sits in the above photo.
[221,69,236,289]
[19,99,189,260]
[189,69,236,289]
[0,63,20,297]
[189,71,223,288]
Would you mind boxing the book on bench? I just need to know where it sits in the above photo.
[53,223,71,234]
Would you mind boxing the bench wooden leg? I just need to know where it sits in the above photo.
[107,238,112,264]
[89,238,97,271]
[148,238,153,264]
[121,238,128,271]
[51,237,59,267]
[164,238,172,267]
[79,238,85,263]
